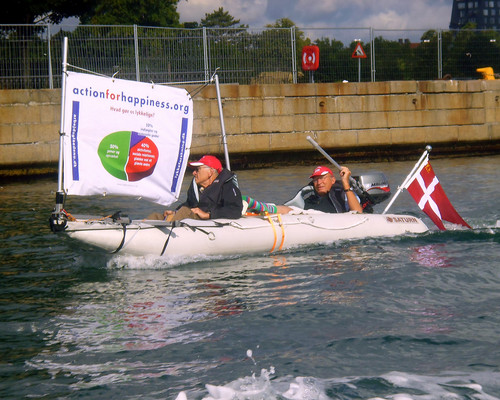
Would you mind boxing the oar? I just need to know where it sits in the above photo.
[306,136,375,211]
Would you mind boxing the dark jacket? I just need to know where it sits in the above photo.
[180,168,243,219]
[287,182,348,213]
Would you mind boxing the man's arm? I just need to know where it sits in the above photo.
[210,183,243,219]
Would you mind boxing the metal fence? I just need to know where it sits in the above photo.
[2,23,500,89]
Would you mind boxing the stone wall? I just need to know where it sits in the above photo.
[1,80,500,176]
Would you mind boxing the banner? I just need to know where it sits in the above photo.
[62,71,193,206]
[404,156,471,230]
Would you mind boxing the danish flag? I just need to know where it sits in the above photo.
[404,156,471,230]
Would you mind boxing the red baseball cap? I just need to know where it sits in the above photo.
[309,166,333,178]
[189,155,223,173]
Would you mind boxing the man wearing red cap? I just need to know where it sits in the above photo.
[284,165,362,213]
[304,165,362,213]
[162,155,243,221]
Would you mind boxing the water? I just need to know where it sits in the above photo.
[1,155,499,399]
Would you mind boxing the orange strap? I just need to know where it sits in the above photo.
[266,213,278,253]
[277,213,285,251]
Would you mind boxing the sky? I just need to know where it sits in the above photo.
[177,0,453,30]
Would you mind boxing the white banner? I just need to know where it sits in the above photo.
[62,71,193,206]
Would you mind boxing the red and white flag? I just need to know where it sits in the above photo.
[404,156,471,230]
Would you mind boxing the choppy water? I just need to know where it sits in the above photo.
[1,155,499,399]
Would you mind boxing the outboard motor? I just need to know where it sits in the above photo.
[351,172,391,213]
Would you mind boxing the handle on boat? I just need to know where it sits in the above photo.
[306,135,377,212]
[306,136,356,186]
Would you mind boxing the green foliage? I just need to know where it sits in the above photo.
[200,7,247,28]
[1,0,97,24]
[80,0,180,26]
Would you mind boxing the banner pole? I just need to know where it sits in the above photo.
[382,145,432,215]
[213,73,231,171]
[56,37,69,206]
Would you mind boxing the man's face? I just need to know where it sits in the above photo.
[312,173,335,196]
[193,166,215,188]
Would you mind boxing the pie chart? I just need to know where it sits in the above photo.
[98,131,159,182]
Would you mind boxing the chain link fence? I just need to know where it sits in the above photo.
[2,23,500,89]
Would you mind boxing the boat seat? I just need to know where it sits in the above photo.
[284,185,314,209]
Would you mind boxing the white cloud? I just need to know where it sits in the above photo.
[177,0,452,29]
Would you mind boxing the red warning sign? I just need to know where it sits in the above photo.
[301,45,320,71]
[352,42,367,59]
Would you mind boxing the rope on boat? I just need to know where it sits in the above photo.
[265,213,278,252]
[277,213,285,251]
[111,223,127,254]
[300,216,369,230]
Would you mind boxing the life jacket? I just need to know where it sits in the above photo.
[285,182,348,213]
[185,168,239,214]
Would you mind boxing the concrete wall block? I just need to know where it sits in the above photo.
[316,83,340,96]
[303,113,339,131]
[356,128,392,146]
[389,80,418,94]
[193,99,211,118]
[350,111,389,129]
[463,79,483,92]
[425,125,459,142]
[483,92,500,109]
[489,123,500,139]
[281,83,318,97]
[223,116,241,135]
[251,115,294,133]
[361,81,391,95]
[339,113,352,130]
[335,96,363,113]
[0,124,14,144]
[0,104,42,124]
[28,89,61,105]
[314,130,359,148]
[485,108,497,123]
[39,104,60,124]
[0,141,59,165]
[337,82,358,95]
[481,80,500,91]
[198,117,223,135]
[0,89,34,105]
[391,127,428,145]
[269,132,315,151]
[458,124,489,141]
[290,115,305,133]
[290,97,318,114]
[229,133,271,153]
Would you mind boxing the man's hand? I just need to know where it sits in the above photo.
[191,207,210,220]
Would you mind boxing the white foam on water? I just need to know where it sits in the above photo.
[174,370,500,400]
[107,252,237,269]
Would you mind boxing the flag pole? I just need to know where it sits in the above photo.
[382,145,432,215]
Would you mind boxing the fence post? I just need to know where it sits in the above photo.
[47,24,53,89]
[370,27,375,82]
[290,26,297,83]
[134,24,140,81]
[203,27,209,82]
[438,29,443,79]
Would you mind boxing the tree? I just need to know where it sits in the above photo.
[2,0,181,27]
[200,7,247,28]
[80,0,181,26]
[1,0,97,24]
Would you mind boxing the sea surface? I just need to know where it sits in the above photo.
[1,155,499,399]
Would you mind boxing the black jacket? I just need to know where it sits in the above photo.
[180,168,243,219]
[302,182,348,213]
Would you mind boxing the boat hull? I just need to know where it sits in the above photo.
[61,211,429,258]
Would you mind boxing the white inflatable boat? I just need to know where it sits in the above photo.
[57,209,428,257]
